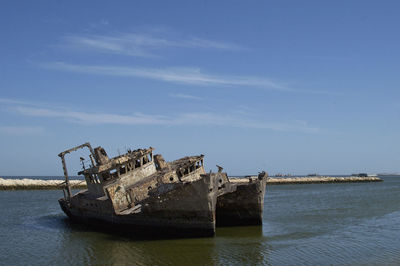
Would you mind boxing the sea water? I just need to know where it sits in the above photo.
[0,176,399,265]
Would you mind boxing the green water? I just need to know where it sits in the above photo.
[0,177,399,265]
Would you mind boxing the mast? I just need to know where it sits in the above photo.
[58,142,95,200]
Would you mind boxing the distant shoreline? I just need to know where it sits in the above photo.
[265,176,382,185]
[0,176,383,190]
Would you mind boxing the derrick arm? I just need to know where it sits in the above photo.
[58,142,95,200]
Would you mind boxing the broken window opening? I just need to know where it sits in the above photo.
[110,169,118,179]
[127,162,134,171]
[177,170,183,178]
[94,174,101,183]
[86,174,95,184]
[119,165,126,175]
[102,172,111,181]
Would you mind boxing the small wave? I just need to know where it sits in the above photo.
[265,210,400,265]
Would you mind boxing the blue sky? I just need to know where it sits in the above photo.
[1,0,400,176]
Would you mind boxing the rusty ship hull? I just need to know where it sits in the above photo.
[57,143,219,238]
[57,142,268,237]
[59,174,217,237]
[216,176,267,226]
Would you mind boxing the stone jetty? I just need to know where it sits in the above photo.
[0,176,382,190]
[266,176,382,185]
[0,178,86,190]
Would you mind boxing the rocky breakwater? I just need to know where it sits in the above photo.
[0,178,86,190]
[0,176,383,190]
[267,176,382,185]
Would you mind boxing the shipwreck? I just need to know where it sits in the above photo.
[58,142,267,237]
[215,171,267,226]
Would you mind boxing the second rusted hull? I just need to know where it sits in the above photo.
[216,177,267,226]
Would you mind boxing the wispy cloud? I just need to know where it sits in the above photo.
[40,62,289,91]
[9,105,318,133]
[169,93,202,100]
[0,98,38,105]
[12,106,169,125]
[0,126,45,135]
[62,31,244,57]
